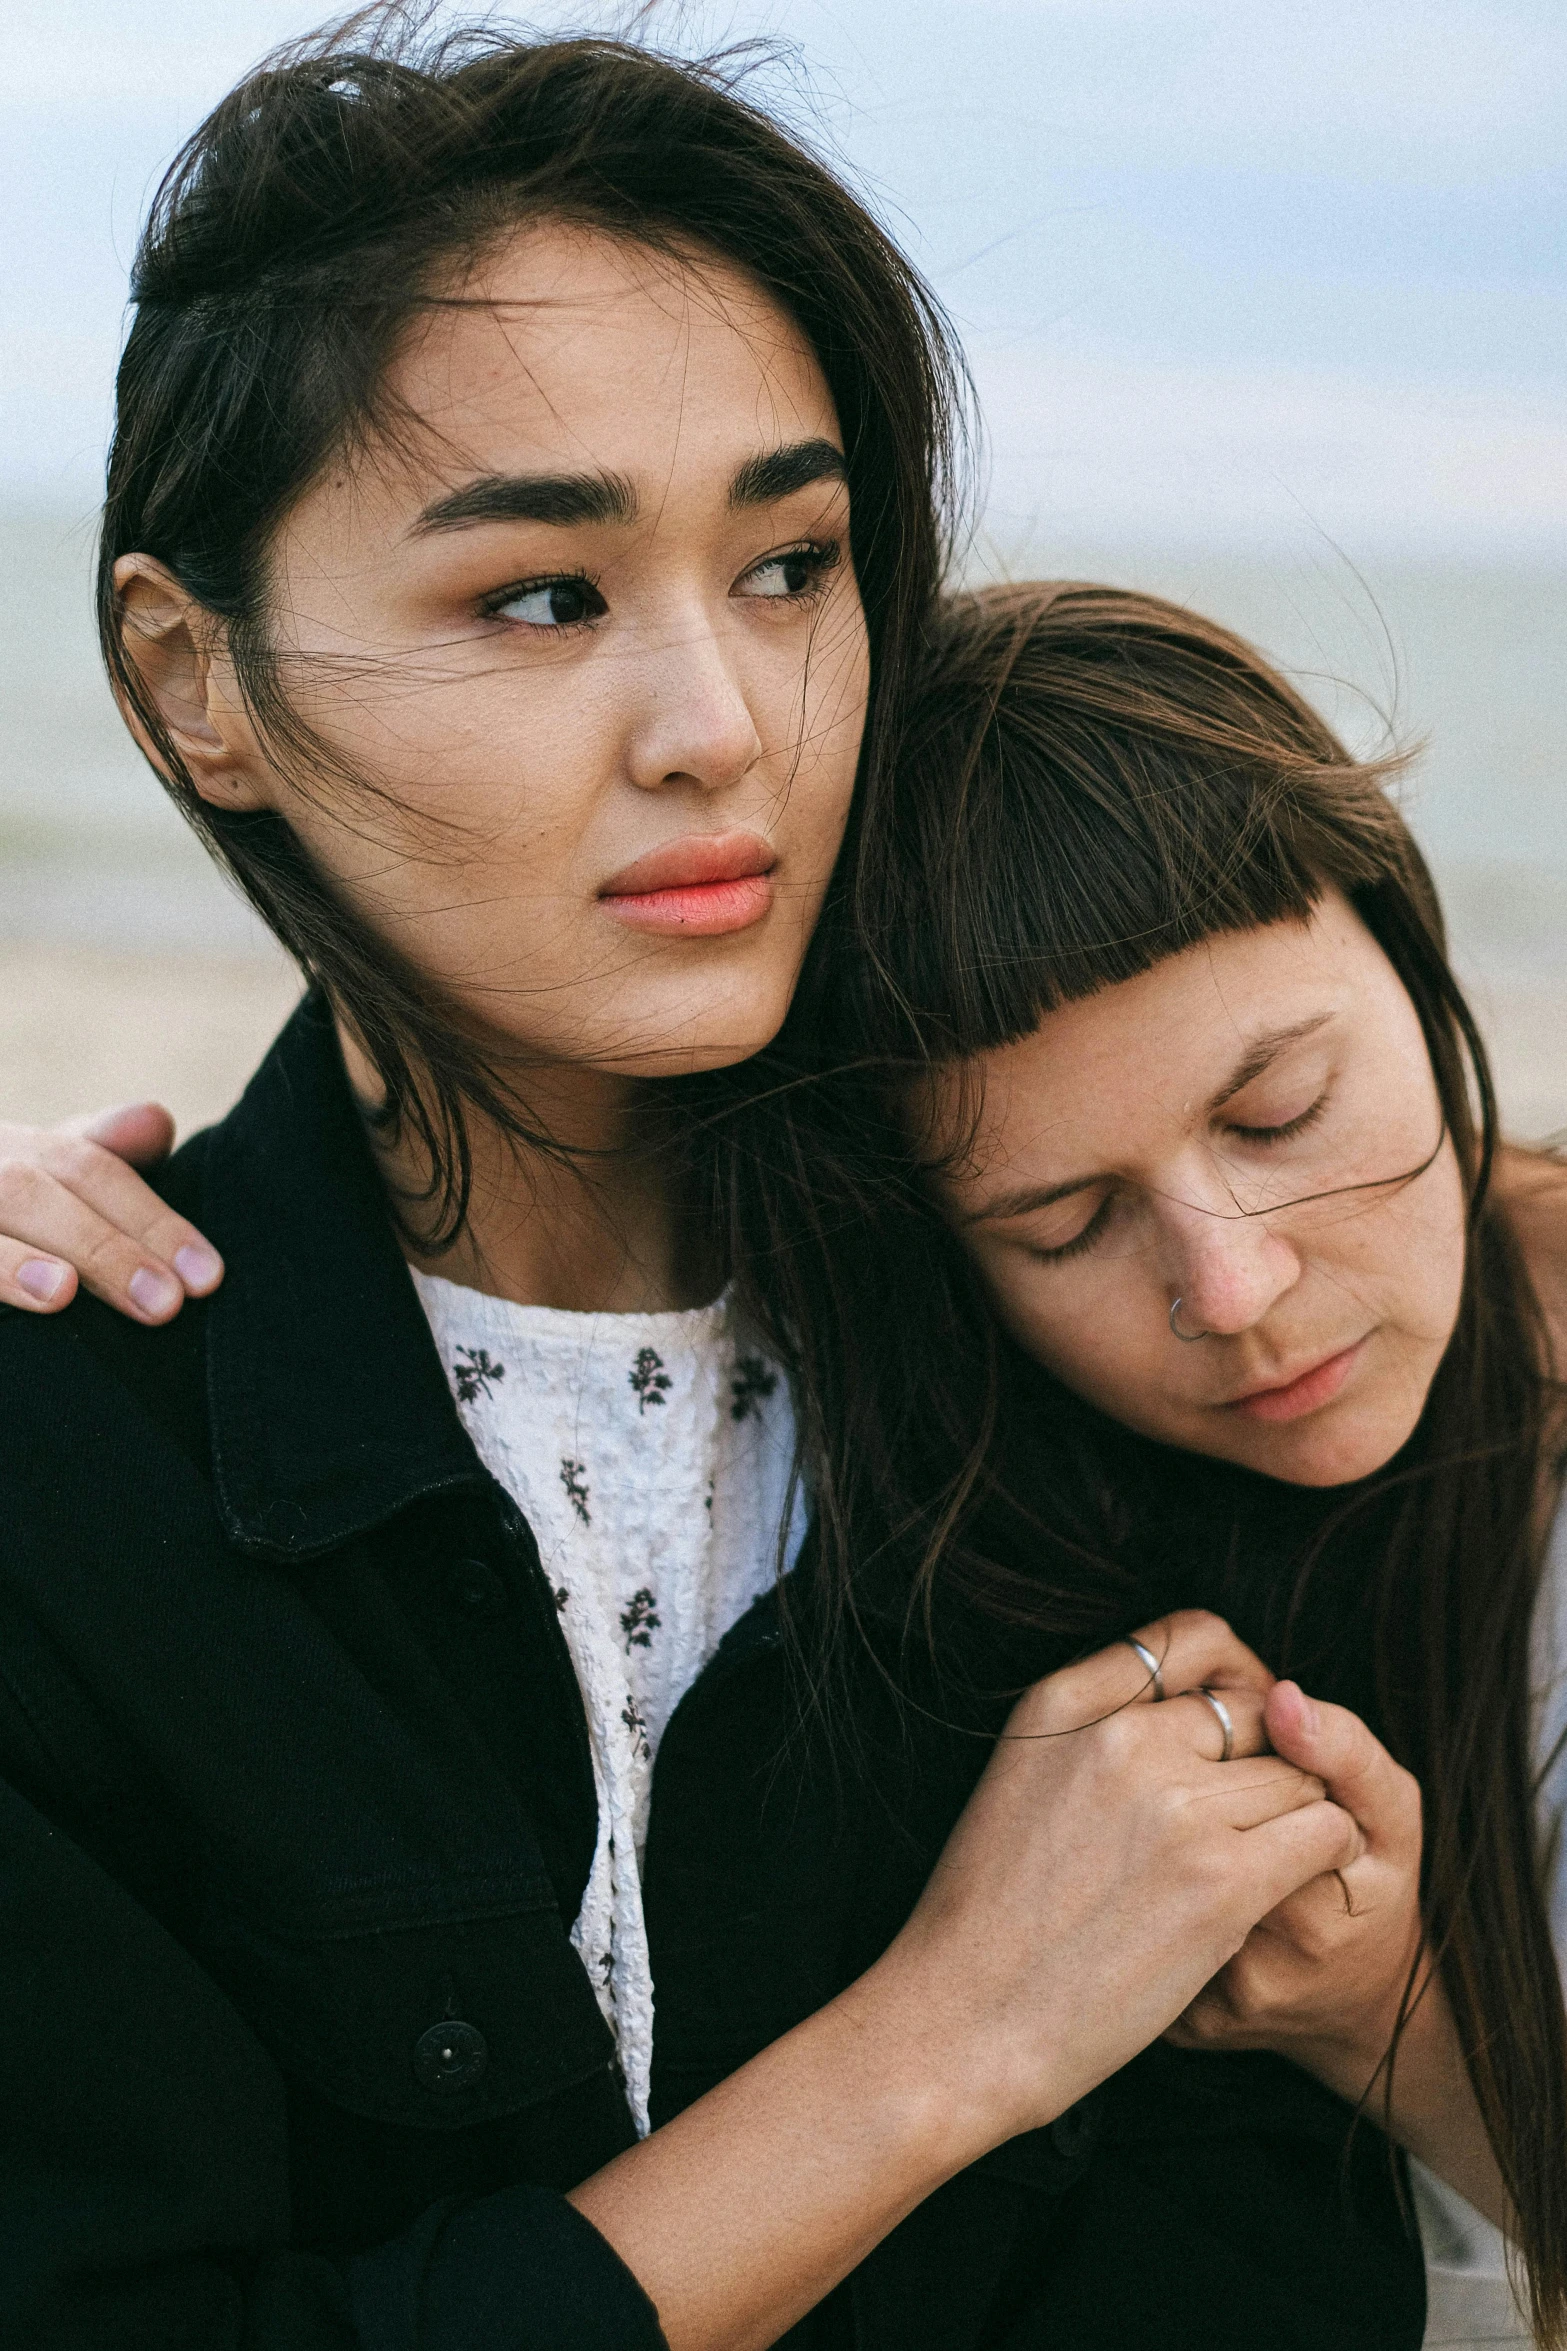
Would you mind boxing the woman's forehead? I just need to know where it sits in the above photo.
[934,898,1395,1172]
[387,222,836,476]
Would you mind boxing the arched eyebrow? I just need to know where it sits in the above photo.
[728,439,847,508]
[1209,1013,1333,1112]
[960,1173,1103,1228]
[411,438,846,536]
[412,470,636,533]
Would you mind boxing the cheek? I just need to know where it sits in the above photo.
[283,662,610,920]
[981,1259,1175,1427]
[783,600,869,799]
[1324,1142,1468,1345]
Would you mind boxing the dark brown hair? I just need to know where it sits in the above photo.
[727,580,1567,2335]
[97,4,967,1236]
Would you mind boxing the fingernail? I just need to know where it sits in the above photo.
[174,1243,222,1290]
[128,1267,181,1317]
[16,1259,66,1303]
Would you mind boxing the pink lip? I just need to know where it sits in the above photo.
[1222,1337,1368,1425]
[598,832,777,937]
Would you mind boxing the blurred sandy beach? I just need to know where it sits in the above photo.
[0,941,301,1137]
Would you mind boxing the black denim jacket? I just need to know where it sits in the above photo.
[0,998,1426,2350]
[0,998,658,2348]
[648,1582,1428,2351]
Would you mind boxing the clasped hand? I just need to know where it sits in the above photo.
[1166,1677,1427,2104]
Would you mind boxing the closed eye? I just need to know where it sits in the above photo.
[1024,1191,1118,1264]
[1223,1087,1330,1146]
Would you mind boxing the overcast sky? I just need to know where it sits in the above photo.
[4,0,1564,555]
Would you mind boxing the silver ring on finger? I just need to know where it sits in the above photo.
[1190,1684,1235,1762]
[1122,1635,1166,1702]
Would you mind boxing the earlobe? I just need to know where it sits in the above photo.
[112,555,270,811]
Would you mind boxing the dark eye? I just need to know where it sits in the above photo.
[737,542,839,601]
[488,576,604,629]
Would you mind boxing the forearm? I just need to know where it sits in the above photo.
[579,1618,1365,2349]
[568,1950,1025,2351]
[1298,1978,1510,2231]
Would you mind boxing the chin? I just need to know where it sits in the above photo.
[596,987,796,1081]
[1222,1401,1424,1490]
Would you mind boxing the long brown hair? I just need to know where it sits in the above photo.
[720,581,1567,2335]
[98,4,968,1239]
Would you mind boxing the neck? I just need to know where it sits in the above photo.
[336,1020,720,1314]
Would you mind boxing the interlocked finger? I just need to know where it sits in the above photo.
[1163,1682,1268,1763]
[1044,1610,1277,1732]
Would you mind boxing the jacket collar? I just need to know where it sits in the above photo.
[197,993,485,1559]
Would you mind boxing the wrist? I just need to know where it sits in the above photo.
[1277,1972,1433,2110]
[844,1930,1077,2171]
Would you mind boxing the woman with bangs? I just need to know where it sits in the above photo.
[0,16,1394,2351]
[638,583,1567,2349]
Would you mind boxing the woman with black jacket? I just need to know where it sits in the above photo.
[0,15,1374,2350]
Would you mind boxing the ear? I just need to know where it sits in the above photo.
[112,556,273,812]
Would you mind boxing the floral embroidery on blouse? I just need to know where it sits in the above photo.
[621,1693,651,1762]
[559,1457,591,1524]
[629,1346,672,1412]
[410,1267,805,2142]
[620,1587,660,1651]
[454,1346,505,1403]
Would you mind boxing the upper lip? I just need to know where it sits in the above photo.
[599,832,776,897]
[1218,1338,1367,1407]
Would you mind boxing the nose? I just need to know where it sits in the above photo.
[1160,1198,1303,1338]
[623,612,765,797]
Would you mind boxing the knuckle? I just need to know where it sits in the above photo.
[1179,1999,1232,2046]
[1174,1607,1228,1639]
[1291,1918,1336,1963]
[79,1228,134,1280]
[1095,1710,1144,1773]
[46,1136,100,1187]
[0,1157,48,1217]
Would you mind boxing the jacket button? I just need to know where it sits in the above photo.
[444,1558,507,1619]
[414,2019,489,2093]
[1048,2100,1096,2161]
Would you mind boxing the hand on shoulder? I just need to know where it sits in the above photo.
[0,1103,222,1322]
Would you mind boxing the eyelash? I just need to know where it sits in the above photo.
[478,569,604,631]
[1224,1087,1330,1146]
[1025,1088,1333,1266]
[740,538,841,602]
[1028,1195,1116,1265]
[476,538,841,632]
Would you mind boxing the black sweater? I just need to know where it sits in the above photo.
[0,997,1425,2348]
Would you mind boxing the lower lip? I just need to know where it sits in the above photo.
[598,874,775,936]
[1226,1338,1368,1425]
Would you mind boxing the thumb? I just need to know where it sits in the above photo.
[1264,1682,1420,1859]
[65,1102,177,1166]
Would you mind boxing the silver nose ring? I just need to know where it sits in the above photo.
[1170,1297,1207,1342]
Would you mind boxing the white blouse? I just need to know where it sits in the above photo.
[412,1270,805,2135]
[1413,1488,1567,2348]
[414,1260,1565,2328]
